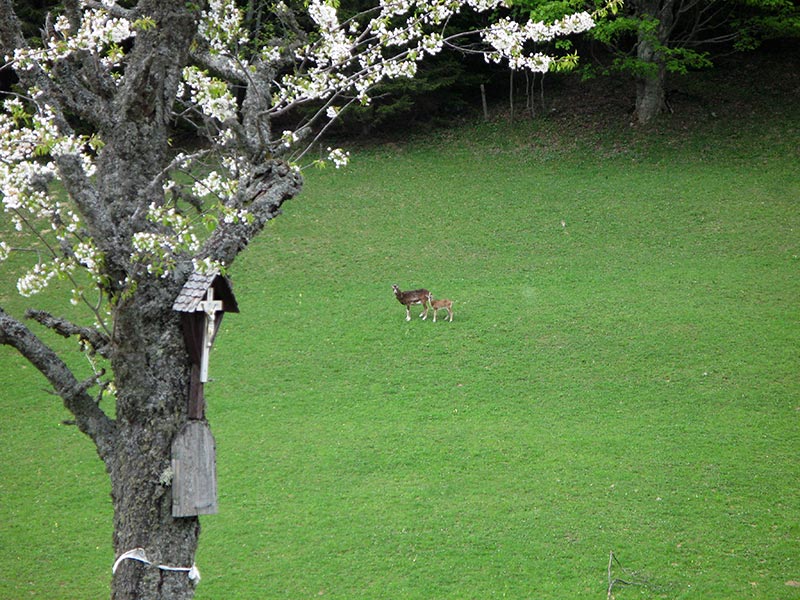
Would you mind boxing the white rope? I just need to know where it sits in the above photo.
[113,548,201,582]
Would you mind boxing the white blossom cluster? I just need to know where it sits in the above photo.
[72,240,102,272]
[327,148,350,169]
[12,7,136,72]
[192,170,236,203]
[17,259,71,297]
[0,99,101,298]
[180,66,238,123]
[191,170,251,224]
[182,0,596,174]
[482,12,595,71]
[265,0,595,151]
[130,202,204,277]
[198,0,250,56]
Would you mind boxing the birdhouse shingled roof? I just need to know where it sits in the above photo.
[172,271,240,313]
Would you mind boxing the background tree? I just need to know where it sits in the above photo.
[0,0,596,598]
[586,0,800,123]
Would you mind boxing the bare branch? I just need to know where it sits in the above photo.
[25,309,112,358]
[0,306,116,463]
[190,47,250,85]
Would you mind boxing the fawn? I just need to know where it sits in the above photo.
[427,293,453,322]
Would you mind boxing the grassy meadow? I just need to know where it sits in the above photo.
[1,73,799,598]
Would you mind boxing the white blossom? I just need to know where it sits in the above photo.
[73,241,101,272]
[281,130,299,148]
[219,206,252,224]
[193,256,223,275]
[309,0,340,31]
[181,66,238,122]
[12,8,138,68]
[17,260,73,297]
[327,147,350,169]
[199,0,249,55]
[420,33,444,55]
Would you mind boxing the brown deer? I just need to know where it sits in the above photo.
[392,285,430,321]
[427,293,453,322]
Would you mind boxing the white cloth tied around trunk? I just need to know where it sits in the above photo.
[113,547,201,582]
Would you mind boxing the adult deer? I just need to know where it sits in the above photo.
[392,285,430,321]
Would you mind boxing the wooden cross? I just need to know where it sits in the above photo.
[197,288,222,383]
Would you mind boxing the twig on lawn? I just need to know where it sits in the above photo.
[607,550,647,599]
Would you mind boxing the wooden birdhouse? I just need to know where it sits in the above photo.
[170,270,239,517]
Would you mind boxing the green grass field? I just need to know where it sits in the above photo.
[1,87,799,598]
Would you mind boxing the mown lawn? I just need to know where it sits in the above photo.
[1,98,799,599]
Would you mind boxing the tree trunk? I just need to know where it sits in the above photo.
[108,279,199,599]
[634,59,666,124]
[633,0,675,124]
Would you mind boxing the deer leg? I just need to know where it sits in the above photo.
[405,305,411,321]
[432,308,437,322]
[448,307,453,322]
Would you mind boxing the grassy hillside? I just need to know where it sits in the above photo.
[1,59,799,599]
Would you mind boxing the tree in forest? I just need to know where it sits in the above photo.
[587,0,800,123]
[0,0,595,597]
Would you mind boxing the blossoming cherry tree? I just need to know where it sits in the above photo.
[0,0,602,597]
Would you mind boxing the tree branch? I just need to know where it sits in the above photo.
[190,47,250,85]
[25,309,112,358]
[0,0,113,129]
[0,0,118,251]
[0,306,116,464]
[0,0,24,59]
[200,160,303,267]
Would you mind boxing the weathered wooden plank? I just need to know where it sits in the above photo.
[171,421,218,517]
[187,364,205,421]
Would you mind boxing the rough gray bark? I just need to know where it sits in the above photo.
[107,279,199,600]
[0,0,303,598]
